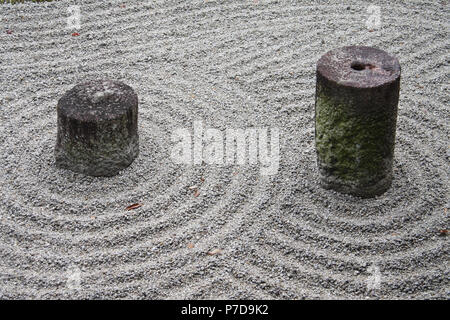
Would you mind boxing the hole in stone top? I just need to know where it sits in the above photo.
[351,62,376,71]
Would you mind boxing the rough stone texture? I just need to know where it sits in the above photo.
[55,80,139,176]
[315,46,401,198]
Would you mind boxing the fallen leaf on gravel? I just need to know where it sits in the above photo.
[194,190,200,197]
[438,229,448,236]
[187,243,194,249]
[71,32,80,37]
[6,30,13,34]
[125,203,142,211]
[188,185,198,190]
[207,249,222,256]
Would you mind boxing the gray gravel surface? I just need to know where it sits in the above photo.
[0,0,448,299]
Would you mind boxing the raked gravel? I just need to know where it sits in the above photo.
[0,0,448,299]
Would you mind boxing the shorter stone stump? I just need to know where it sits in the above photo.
[55,80,139,176]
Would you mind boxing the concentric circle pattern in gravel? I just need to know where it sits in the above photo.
[0,0,448,299]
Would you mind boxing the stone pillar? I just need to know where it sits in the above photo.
[55,80,139,176]
[315,46,401,198]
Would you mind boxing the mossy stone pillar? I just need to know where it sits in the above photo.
[315,46,401,198]
[55,80,139,176]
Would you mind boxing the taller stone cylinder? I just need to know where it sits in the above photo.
[315,46,401,198]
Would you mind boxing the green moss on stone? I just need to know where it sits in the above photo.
[55,111,139,176]
[315,92,393,191]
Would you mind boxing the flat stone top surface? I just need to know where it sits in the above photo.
[317,46,401,88]
[58,80,138,122]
